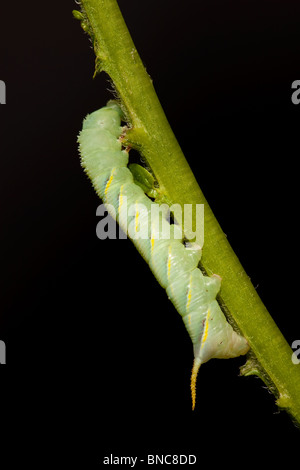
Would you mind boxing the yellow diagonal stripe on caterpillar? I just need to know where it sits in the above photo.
[201,310,210,349]
[105,169,115,196]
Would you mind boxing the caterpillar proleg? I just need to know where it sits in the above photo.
[77,101,249,408]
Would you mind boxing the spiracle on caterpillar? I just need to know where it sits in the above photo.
[77,100,249,409]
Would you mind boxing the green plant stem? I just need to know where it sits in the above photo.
[78,0,300,425]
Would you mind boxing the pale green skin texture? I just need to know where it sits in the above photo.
[78,102,249,366]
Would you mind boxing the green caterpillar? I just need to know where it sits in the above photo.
[77,101,249,408]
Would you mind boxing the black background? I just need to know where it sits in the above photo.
[0,0,300,466]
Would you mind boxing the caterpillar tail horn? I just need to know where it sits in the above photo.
[191,358,201,410]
